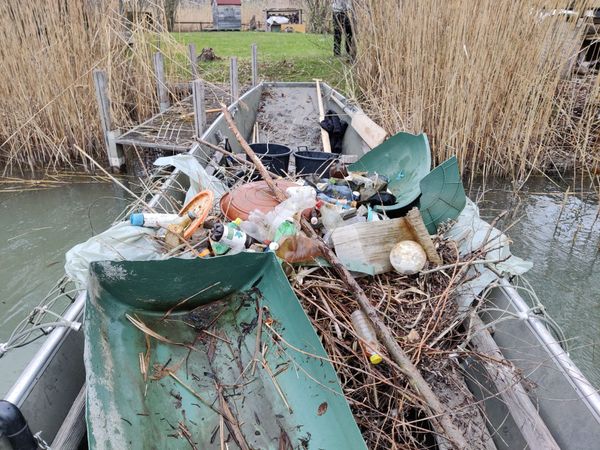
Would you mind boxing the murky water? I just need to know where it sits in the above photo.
[0,175,598,398]
[0,182,128,396]
[469,176,600,388]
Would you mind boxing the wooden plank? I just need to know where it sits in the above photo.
[406,207,442,265]
[251,43,258,86]
[468,315,560,450]
[229,56,239,102]
[153,51,170,112]
[314,79,332,153]
[51,385,86,450]
[188,43,199,79]
[92,69,124,169]
[192,79,206,138]
[332,218,417,275]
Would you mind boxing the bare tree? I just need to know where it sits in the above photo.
[164,0,180,31]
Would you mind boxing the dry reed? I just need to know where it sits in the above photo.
[0,1,188,173]
[352,0,600,186]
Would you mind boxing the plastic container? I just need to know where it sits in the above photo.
[211,223,254,253]
[130,213,184,228]
[350,310,383,365]
[295,151,338,176]
[249,143,292,176]
[275,235,322,263]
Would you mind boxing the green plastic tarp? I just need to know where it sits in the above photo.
[85,253,366,449]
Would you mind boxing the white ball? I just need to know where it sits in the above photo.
[389,240,427,275]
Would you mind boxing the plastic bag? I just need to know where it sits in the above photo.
[65,222,164,288]
[276,235,322,263]
[154,154,227,205]
[241,186,316,242]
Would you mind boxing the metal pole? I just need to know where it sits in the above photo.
[192,79,206,138]
[229,56,239,102]
[153,51,170,112]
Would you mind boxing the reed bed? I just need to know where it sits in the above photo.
[0,1,188,173]
[352,0,600,186]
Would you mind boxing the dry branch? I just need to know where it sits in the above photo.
[220,104,469,449]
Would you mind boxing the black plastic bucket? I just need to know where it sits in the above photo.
[249,143,292,176]
[294,151,338,176]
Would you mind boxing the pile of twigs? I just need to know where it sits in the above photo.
[291,240,492,449]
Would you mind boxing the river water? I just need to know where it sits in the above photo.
[0,181,128,396]
[0,176,598,397]
[468,176,600,387]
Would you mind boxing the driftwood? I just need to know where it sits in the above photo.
[468,315,560,450]
[406,207,442,265]
[220,103,469,449]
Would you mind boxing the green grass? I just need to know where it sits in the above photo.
[172,31,347,88]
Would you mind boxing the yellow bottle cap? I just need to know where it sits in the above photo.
[369,354,383,365]
[233,218,242,226]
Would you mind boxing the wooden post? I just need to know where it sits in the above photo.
[314,79,332,153]
[251,43,258,86]
[188,43,198,79]
[192,79,206,138]
[229,56,239,102]
[153,51,170,112]
[92,69,124,171]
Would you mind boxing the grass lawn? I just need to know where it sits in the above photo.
[172,31,348,89]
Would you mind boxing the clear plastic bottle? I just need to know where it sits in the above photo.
[350,310,383,365]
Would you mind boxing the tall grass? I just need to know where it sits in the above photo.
[0,1,187,173]
[352,0,600,185]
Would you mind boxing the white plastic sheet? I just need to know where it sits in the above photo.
[446,200,533,310]
[154,154,227,205]
[65,222,163,288]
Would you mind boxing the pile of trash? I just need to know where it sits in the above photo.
[67,128,531,449]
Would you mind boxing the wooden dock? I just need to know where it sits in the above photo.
[93,44,258,173]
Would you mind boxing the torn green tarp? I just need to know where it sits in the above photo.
[85,253,366,450]
[419,156,467,234]
[348,131,431,212]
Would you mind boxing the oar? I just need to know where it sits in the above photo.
[313,78,332,153]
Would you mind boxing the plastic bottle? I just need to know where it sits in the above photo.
[130,211,195,228]
[350,310,383,365]
[319,202,345,232]
[210,223,255,252]
[275,235,322,263]
[323,184,354,201]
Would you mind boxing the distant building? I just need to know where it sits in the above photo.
[175,0,305,32]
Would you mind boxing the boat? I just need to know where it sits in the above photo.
[2,81,600,449]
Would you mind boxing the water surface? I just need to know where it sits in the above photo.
[470,176,600,388]
[0,175,598,398]
[0,182,128,395]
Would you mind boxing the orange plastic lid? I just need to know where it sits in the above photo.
[180,190,214,239]
[220,180,297,221]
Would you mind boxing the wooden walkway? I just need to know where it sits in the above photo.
[93,45,257,171]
